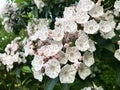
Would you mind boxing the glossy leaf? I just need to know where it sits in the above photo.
[44,77,59,90]
[21,66,32,73]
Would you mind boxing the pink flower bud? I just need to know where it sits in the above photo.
[64,43,69,48]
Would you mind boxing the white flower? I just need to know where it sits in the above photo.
[103,11,114,20]
[24,44,30,56]
[75,10,90,24]
[114,49,120,61]
[49,40,63,49]
[15,52,26,64]
[83,51,95,67]
[100,30,116,39]
[0,51,26,71]
[57,51,68,64]
[99,20,113,33]
[5,41,19,55]
[12,2,19,11]
[81,87,91,90]
[2,17,13,32]
[36,26,49,41]
[76,0,95,12]
[114,9,119,16]
[45,59,61,79]
[107,14,115,21]
[88,39,96,52]
[39,41,63,57]
[114,0,120,12]
[6,64,13,71]
[29,34,39,41]
[51,27,64,41]
[89,5,104,17]
[65,47,81,63]
[75,30,90,51]
[34,0,45,9]
[55,18,77,33]
[0,0,9,16]
[27,19,49,40]
[5,44,13,55]
[63,6,76,20]
[55,18,65,27]
[4,23,13,32]
[0,53,16,71]
[99,19,116,33]
[31,55,44,71]
[63,20,77,33]
[78,63,91,80]
[116,23,120,30]
[26,22,36,36]
[23,41,34,56]
[93,83,104,90]
[29,22,49,41]
[12,53,20,63]
[109,19,116,29]
[2,17,9,25]
[59,64,77,83]
[84,19,99,34]
[1,54,14,66]
[37,19,50,27]
[32,68,43,82]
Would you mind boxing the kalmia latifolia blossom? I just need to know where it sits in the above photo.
[0,0,120,86]
[0,0,19,32]
[114,0,120,61]
[26,0,118,83]
[0,37,26,71]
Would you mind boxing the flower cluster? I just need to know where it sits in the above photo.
[114,0,120,15]
[26,0,105,83]
[0,0,19,32]
[0,0,120,87]
[26,18,95,83]
[24,0,120,84]
[113,0,120,61]
[0,37,26,71]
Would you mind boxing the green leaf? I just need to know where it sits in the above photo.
[44,77,59,90]
[116,61,120,87]
[94,35,115,53]
[22,78,32,85]
[21,66,32,73]
[70,78,84,90]
[61,84,70,90]
[32,7,39,18]
[16,68,21,78]
[15,0,30,3]
[15,0,24,3]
